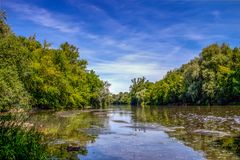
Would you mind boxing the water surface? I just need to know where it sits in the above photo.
[30,105,240,160]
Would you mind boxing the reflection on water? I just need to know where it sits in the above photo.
[215,136,240,157]
[131,106,240,160]
[30,106,240,160]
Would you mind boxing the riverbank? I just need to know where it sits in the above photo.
[0,112,48,160]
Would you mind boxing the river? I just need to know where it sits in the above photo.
[30,105,240,160]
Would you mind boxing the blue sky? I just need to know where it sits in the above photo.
[2,0,240,93]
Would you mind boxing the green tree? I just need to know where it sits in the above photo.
[0,10,10,36]
[0,13,108,110]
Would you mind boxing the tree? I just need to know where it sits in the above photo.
[129,77,153,105]
[0,10,10,36]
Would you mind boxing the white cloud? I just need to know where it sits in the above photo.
[89,53,170,93]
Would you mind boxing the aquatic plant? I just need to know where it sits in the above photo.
[0,113,48,160]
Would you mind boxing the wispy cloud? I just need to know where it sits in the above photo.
[5,2,80,33]
[66,0,127,33]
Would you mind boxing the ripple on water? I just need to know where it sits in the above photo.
[234,116,240,124]
[193,129,231,137]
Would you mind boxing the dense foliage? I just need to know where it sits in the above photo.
[0,11,110,111]
[113,44,240,105]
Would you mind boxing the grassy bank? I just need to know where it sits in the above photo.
[0,113,47,160]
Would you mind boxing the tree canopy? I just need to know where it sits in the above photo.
[0,12,110,111]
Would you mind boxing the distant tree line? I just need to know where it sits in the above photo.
[111,92,130,105]
[112,44,240,105]
[0,11,110,111]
